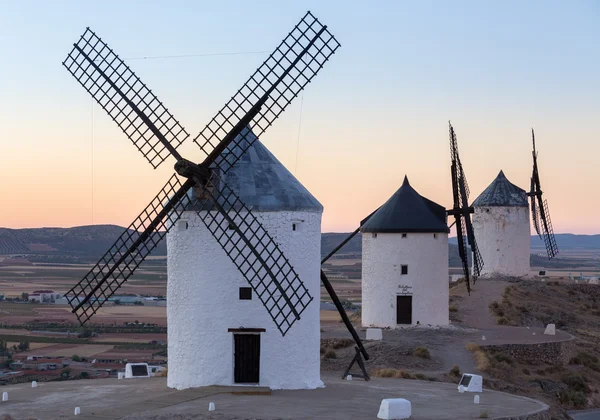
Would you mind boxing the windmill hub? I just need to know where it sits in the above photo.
[173,159,210,183]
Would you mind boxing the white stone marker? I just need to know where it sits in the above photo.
[2,392,7,401]
[74,407,81,415]
[544,324,556,336]
[533,332,536,336]
[366,328,383,341]
[377,398,411,420]
[347,375,353,381]
[209,402,215,411]
[481,335,486,341]
[458,385,465,393]
[474,395,480,404]
[118,372,125,380]
[31,380,38,388]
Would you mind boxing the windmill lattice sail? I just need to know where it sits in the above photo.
[191,172,313,335]
[448,122,484,291]
[529,129,558,259]
[65,175,192,325]
[63,12,340,336]
[194,11,340,175]
[63,29,189,169]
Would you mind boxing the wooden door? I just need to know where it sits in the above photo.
[396,295,412,324]
[234,334,260,383]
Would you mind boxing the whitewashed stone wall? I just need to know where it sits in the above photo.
[361,232,449,327]
[472,206,530,277]
[167,210,322,390]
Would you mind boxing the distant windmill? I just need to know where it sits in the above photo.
[321,124,483,333]
[472,129,558,278]
[528,129,559,259]
[62,12,343,389]
[447,122,484,293]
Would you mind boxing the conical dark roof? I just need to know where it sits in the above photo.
[360,176,449,233]
[186,126,322,212]
[472,170,528,208]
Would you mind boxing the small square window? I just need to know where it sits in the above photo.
[401,233,407,238]
[372,233,377,238]
[401,265,408,275]
[292,223,297,231]
[177,221,188,231]
[433,233,437,239]
[239,287,252,300]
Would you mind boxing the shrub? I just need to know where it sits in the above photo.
[479,411,489,419]
[562,373,589,394]
[494,353,514,365]
[522,368,530,375]
[320,346,325,354]
[570,352,600,371]
[330,339,354,349]
[72,355,81,362]
[324,349,337,359]
[413,346,431,359]
[450,364,460,377]
[414,373,427,380]
[559,389,587,408]
[497,317,509,325]
[79,371,89,379]
[449,305,458,313]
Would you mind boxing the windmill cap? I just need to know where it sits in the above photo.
[360,175,448,233]
[472,170,528,207]
[186,126,323,212]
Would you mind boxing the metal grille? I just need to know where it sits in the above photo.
[66,175,192,324]
[541,199,559,259]
[193,11,340,174]
[192,174,313,336]
[63,28,189,168]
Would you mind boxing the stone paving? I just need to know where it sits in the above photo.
[0,374,548,420]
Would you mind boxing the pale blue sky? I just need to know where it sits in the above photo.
[0,1,598,233]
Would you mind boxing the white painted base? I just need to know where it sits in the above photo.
[366,328,383,341]
[362,232,449,328]
[544,324,556,335]
[167,210,323,390]
[377,398,411,419]
[472,206,530,277]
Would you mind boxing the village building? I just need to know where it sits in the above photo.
[472,170,530,277]
[361,176,450,328]
[166,127,323,390]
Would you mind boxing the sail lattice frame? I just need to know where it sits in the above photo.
[63,28,189,169]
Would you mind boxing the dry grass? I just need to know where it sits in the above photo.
[158,367,168,377]
[465,342,490,372]
[323,349,337,359]
[371,368,415,379]
[413,346,431,359]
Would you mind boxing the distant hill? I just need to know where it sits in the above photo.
[0,225,597,268]
[0,225,166,262]
[450,234,600,250]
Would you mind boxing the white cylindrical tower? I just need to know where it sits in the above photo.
[472,170,530,277]
[361,176,450,328]
[167,127,323,390]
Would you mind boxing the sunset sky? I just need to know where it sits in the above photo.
[0,1,598,234]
